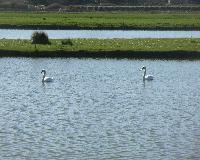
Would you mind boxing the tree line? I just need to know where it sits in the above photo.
[27,0,200,5]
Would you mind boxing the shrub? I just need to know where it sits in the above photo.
[31,31,50,44]
[61,39,73,46]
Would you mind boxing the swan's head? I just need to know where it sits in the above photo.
[141,66,146,70]
[41,69,46,74]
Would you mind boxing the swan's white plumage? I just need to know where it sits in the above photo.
[43,77,53,82]
[141,66,154,81]
[41,69,53,82]
[144,75,154,80]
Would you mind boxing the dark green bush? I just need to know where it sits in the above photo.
[61,39,73,46]
[31,31,50,44]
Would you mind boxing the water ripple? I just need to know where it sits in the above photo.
[0,58,199,160]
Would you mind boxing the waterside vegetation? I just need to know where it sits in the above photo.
[31,31,50,44]
[0,12,200,30]
[0,38,200,59]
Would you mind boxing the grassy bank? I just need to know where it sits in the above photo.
[0,38,200,59]
[0,12,200,30]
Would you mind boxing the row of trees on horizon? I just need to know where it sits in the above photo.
[26,0,200,5]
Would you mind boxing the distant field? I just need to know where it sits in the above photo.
[0,12,200,30]
[0,38,200,58]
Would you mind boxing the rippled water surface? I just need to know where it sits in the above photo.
[0,29,200,39]
[0,58,199,160]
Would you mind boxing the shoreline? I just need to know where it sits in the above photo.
[0,25,200,31]
[1,50,200,59]
[0,39,199,59]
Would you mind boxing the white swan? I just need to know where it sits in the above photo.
[141,66,154,81]
[41,69,53,82]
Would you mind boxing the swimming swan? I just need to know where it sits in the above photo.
[41,69,53,82]
[141,66,154,81]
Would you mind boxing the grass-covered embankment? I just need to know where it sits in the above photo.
[0,12,200,30]
[0,38,200,59]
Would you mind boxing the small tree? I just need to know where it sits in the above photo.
[31,31,50,44]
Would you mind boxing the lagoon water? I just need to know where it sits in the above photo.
[0,29,200,39]
[0,58,199,160]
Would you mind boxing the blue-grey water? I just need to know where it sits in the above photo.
[0,58,199,160]
[0,29,200,39]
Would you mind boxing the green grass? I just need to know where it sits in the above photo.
[0,12,200,29]
[0,38,200,52]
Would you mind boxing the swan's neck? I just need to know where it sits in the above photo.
[143,69,146,79]
[42,73,46,82]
